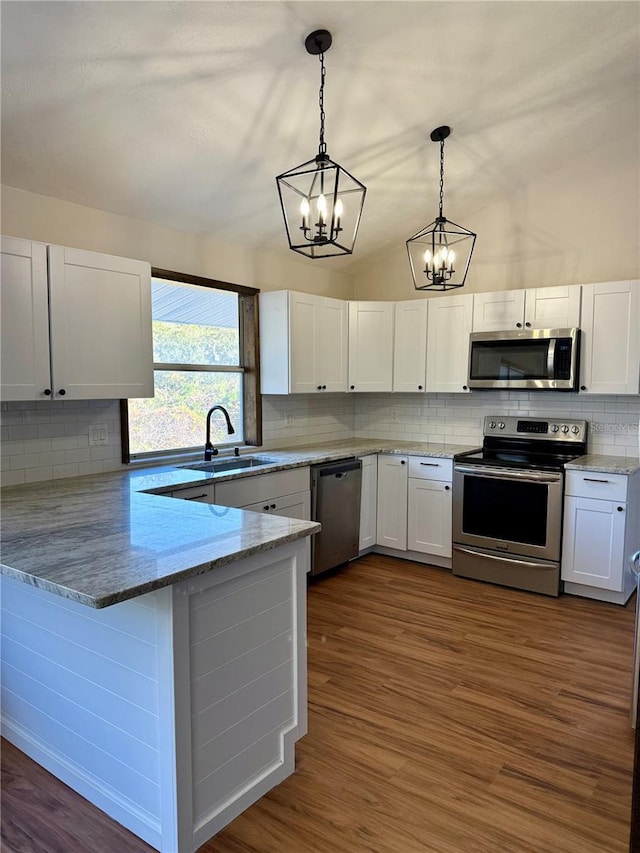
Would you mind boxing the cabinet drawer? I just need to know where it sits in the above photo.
[565,471,628,502]
[408,456,453,482]
[170,484,216,503]
[215,467,309,508]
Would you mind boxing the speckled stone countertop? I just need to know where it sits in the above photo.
[1,439,477,609]
[564,454,640,475]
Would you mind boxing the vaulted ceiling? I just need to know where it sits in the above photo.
[1,1,638,266]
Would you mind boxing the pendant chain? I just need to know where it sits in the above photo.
[318,51,327,155]
[439,138,445,219]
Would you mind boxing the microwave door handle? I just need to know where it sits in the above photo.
[547,337,556,381]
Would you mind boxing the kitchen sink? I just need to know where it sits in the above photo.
[180,456,278,474]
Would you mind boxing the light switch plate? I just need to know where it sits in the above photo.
[89,424,109,446]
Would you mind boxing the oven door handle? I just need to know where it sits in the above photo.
[453,546,556,571]
[454,464,562,484]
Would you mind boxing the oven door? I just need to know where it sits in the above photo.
[453,464,564,561]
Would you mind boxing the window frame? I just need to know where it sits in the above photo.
[120,268,261,463]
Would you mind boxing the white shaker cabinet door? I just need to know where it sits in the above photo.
[48,245,154,399]
[524,285,581,330]
[359,454,378,551]
[425,294,473,393]
[407,478,452,559]
[317,297,348,392]
[289,291,319,393]
[561,495,627,590]
[348,301,394,392]
[393,299,428,392]
[376,455,408,550]
[0,237,51,401]
[579,280,640,395]
[472,289,525,332]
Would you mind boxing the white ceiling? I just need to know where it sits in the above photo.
[1,1,638,267]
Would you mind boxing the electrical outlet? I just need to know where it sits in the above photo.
[89,424,108,446]
[284,412,295,428]
[391,409,398,422]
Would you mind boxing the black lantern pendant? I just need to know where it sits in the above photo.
[406,126,476,291]
[276,30,367,259]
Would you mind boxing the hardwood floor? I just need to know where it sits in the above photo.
[2,555,636,852]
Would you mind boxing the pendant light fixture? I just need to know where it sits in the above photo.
[276,30,367,259]
[406,126,476,291]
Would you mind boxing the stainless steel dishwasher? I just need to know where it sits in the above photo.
[310,459,362,577]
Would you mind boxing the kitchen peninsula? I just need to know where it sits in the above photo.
[0,466,319,853]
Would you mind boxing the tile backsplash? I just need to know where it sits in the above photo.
[1,391,638,486]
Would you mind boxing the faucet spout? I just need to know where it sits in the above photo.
[204,406,235,461]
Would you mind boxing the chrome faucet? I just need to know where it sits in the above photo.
[204,406,235,460]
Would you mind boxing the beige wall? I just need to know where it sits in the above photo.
[0,185,355,299]
[351,134,640,300]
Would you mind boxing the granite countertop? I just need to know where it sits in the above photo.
[1,438,477,609]
[564,454,640,475]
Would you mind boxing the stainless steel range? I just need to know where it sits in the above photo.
[453,415,588,596]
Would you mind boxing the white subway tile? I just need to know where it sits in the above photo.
[52,463,80,479]
[24,466,54,483]
[0,469,26,487]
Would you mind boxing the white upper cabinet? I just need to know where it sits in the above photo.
[472,285,580,332]
[259,291,348,394]
[1,237,153,401]
[393,299,428,392]
[348,301,394,392]
[1,237,51,401]
[425,293,473,393]
[579,280,640,395]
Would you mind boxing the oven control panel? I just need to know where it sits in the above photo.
[484,415,587,443]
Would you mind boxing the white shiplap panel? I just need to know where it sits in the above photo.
[192,729,284,823]
[2,579,159,643]
[2,688,161,816]
[191,633,293,711]
[2,585,157,676]
[191,660,292,743]
[1,636,158,747]
[189,558,291,613]
[190,567,291,643]
[190,602,292,675]
[2,662,159,781]
[192,691,293,783]
[1,610,158,712]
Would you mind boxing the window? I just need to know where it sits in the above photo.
[121,269,261,462]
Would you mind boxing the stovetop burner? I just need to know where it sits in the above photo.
[456,415,588,472]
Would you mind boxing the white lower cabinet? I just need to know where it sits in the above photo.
[561,469,639,604]
[376,455,408,550]
[242,490,311,520]
[407,458,453,559]
[359,455,378,551]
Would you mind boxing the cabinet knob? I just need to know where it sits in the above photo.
[444,485,450,491]
[270,503,276,509]
[580,385,586,391]
[58,389,66,396]
[516,322,522,328]
[263,505,270,511]
[350,385,355,390]
[462,385,468,391]
[43,388,52,396]
[418,385,423,390]
[322,385,327,390]
[525,322,532,328]
[617,506,624,512]
[317,385,322,390]
[400,460,406,465]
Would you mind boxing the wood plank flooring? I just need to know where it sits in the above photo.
[1,554,636,853]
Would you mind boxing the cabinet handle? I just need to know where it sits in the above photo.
[420,462,440,467]
[584,478,609,483]
[516,322,522,328]
[617,506,624,512]
[185,493,208,501]
[58,389,66,396]
[43,389,52,396]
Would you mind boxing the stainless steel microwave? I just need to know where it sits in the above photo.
[468,327,580,391]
